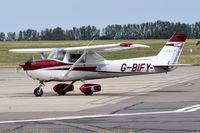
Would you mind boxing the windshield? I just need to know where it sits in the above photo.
[48,48,65,61]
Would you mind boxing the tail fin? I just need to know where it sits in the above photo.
[156,33,187,65]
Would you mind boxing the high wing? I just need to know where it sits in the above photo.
[9,48,53,54]
[9,43,149,54]
[64,43,149,53]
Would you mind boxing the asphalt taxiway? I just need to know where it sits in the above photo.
[0,67,200,133]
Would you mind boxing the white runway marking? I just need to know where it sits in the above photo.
[0,104,200,124]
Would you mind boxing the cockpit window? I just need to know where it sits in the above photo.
[69,54,85,63]
[48,49,65,61]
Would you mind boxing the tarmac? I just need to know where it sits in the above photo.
[0,66,200,133]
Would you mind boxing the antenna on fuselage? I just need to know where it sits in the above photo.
[87,37,95,46]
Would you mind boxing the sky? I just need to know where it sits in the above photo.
[0,0,200,32]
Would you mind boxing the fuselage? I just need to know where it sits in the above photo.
[22,56,160,82]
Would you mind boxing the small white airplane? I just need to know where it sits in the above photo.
[9,33,187,96]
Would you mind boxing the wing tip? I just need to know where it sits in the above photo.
[120,43,150,48]
[8,49,15,53]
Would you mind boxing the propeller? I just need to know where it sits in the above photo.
[24,57,33,69]
[17,56,34,71]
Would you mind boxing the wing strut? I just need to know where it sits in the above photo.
[64,51,87,78]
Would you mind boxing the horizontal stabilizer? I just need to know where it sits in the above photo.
[153,64,191,67]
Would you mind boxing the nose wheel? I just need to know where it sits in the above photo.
[34,81,44,97]
[34,87,43,96]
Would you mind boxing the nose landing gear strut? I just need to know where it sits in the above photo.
[34,81,45,97]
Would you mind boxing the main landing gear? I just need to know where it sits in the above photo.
[53,81,76,96]
[33,81,102,97]
[34,81,44,97]
[79,84,101,96]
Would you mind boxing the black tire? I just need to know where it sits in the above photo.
[34,87,43,97]
[84,92,93,96]
[57,89,67,95]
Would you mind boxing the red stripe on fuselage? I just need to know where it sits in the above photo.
[49,67,142,74]
[20,59,72,70]
[165,44,174,46]
[50,67,97,72]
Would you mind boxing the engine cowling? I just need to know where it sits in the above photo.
[80,84,101,95]
[53,84,74,93]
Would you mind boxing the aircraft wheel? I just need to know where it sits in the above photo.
[84,92,93,96]
[57,89,67,95]
[34,87,43,97]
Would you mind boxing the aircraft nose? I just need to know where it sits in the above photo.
[19,62,25,69]
[19,62,32,70]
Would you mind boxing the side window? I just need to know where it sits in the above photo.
[69,54,85,63]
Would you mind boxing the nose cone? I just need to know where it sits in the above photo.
[19,62,25,69]
[19,62,32,70]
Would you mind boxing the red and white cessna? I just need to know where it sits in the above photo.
[9,33,187,96]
